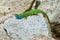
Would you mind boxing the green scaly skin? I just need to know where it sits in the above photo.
[16,9,50,25]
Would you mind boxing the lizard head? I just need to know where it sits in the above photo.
[15,14,24,19]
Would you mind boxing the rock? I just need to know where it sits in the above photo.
[0,14,14,23]
[0,6,11,17]
[3,14,52,40]
[56,14,60,23]
[38,0,60,22]
[1,0,60,40]
[36,0,60,39]
[0,0,34,17]
[0,24,10,40]
[31,35,55,40]
[0,0,35,23]
[0,0,35,40]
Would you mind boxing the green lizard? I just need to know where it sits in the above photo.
[15,9,50,24]
[15,0,51,24]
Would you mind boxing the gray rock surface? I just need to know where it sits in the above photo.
[0,24,10,40]
[0,0,35,40]
[56,14,60,23]
[0,0,60,40]
[31,35,55,40]
[4,14,52,40]
[38,0,60,22]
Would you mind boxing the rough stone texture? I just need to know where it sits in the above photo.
[0,0,35,40]
[0,0,60,40]
[37,0,60,39]
[0,0,34,17]
[38,0,60,22]
[31,35,55,40]
[0,14,14,23]
[56,14,60,23]
[4,14,52,40]
[0,0,34,24]
[0,6,11,18]
[0,24,10,40]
